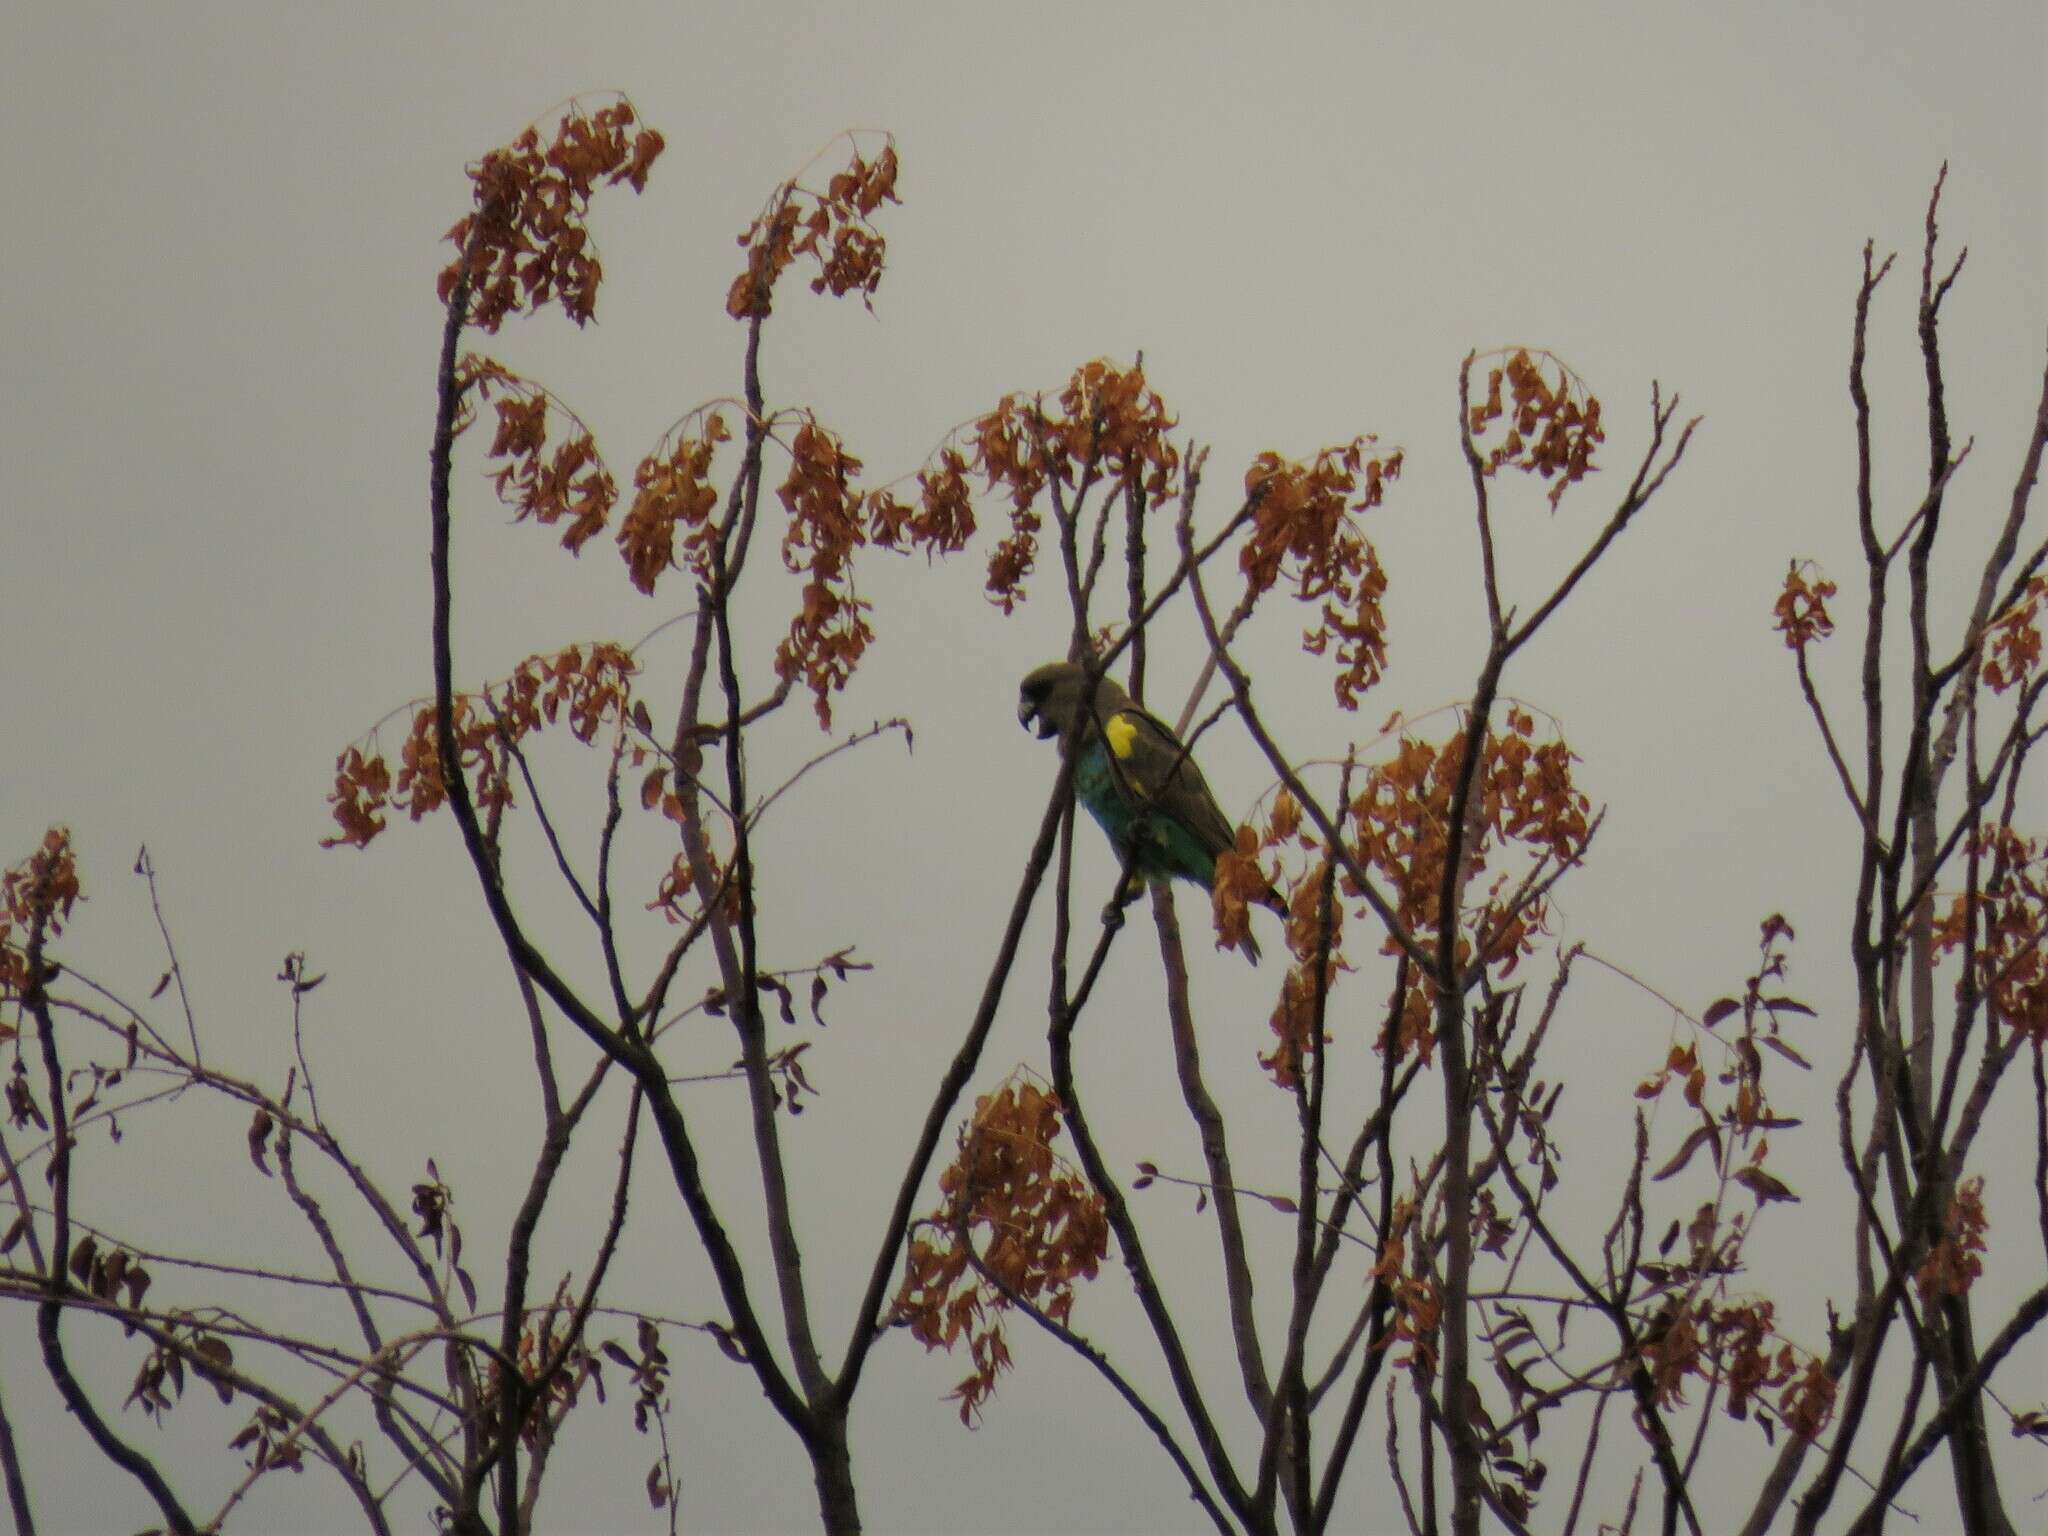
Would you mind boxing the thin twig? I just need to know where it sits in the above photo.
[135,846,202,1066]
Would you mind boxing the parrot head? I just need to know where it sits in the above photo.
[1018,661,1132,741]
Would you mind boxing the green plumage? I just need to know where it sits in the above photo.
[1017,661,1281,959]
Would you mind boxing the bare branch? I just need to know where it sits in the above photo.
[23,893,198,1536]
[0,1377,34,1536]
[835,768,1069,1404]
[1843,1281,2048,1534]
[135,845,202,1066]
[1154,887,1272,1424]
[1044,776,1262,1528]
[1502,381,1699,659]
[957,1214,1233,1535]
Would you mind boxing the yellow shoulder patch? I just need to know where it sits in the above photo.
[1104,713,1139,759]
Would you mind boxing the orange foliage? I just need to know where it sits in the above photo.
[895,1078,1109,1425]
[1349,708,1590,976]
[1773,561,1838,651]
[867,449,978,559]
[1371,1198,1441,1372]
[1640,1300,1703,1408]
[323,644,639,850]
[971,359,1181,613]
[1,828,81,939]
[1260,952,1346,1089]
[1467,348,1604,509]
[775,419,874,728]
[1210,826,1277,963]
[728,140,899,321]
[455,357,618,554]
[1717,1301,1779,1424]
[1935,827,2048,1043]
[1778,1354,1838,1443]
[646,841,739,931]
[0,829,82,998]
[1983,574,2045,693]
[1240,440,1401,710]
[1224,790,1359,1084]
[1222,709,1590,1076]
[619,413,729,595]
[439,98,664,333]
[1705,1301,1835,1443]
[1636,1042,1709,1109]
[1916,1175,1989,1300]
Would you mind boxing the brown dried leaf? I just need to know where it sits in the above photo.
[1652,1124,1718,1182]
[247,1109,276,1176]
[1733,1167,1798,1204]
[1759,1035,1813,1071]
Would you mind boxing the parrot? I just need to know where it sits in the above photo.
[1017,660,1287,961]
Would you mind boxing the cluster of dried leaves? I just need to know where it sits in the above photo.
[432,129,956,729]
[1637,1294,1836,1445]
[1213,789,1344,1083]
[619,412,730,595]
[324,643,641,850]
[1467,348,1605,510]
[1935,826,2048,1043]
[774,418,876,726]
[0,827,79,997]
[60,1232,153,1318]
[864,447,978,559]
[1773,560,1839,651]
[439,97,664,332]
[1916,1175,1991,1301]
[1371,1197,1443,1374]
[1218,707,1592,1083]
[1982,572,2045,693]
[1352,713,1592,1067]
[126,1327,240,1421]
[1360,713,1586,961]
[1240,439,1402,709]
[894,1078,1110,1425]
[1626,918,1839,1447]
[932,358,1418,719]
[461,358,617,555]
[728,140,899,320]
[962,359,1183,613]
[1211,817,1308,971]
[451,367,914,729]
[404,1157,482,1314]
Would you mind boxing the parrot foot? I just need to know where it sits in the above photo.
[1101,871,1151,932]
[1105,872,1146,919]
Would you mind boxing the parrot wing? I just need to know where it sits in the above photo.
[1102,707,1239,863]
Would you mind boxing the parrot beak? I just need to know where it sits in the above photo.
[1018,694,1050,737]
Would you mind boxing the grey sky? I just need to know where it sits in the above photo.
[3,1,2044,1531]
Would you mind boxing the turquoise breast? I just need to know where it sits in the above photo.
[1073,742,1217,888]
